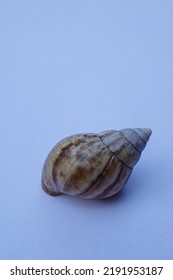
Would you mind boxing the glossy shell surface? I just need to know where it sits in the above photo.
[42,128,152,199]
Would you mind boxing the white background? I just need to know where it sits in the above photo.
[0,0,173,259]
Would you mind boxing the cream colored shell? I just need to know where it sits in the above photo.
[42,128,152,199]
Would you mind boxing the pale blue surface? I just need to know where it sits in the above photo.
[0,0,173,260]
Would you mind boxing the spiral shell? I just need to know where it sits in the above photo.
[42,128,152,199]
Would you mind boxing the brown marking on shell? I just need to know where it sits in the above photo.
[52,135,107,196]
[78,156,132,199]
[62,140,110,196]
[52,144,73,179]
[97,163,132,199]
[76,155,114,198]
[63,164,95,194]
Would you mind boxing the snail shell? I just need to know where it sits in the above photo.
[42,128,152,199]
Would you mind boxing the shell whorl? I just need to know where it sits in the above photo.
[42,128,152,199]
[98,128,152,169]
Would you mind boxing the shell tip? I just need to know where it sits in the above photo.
[142,128,152,138]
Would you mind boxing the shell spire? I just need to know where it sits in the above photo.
[98,128,152,169]
[120,128,152,152]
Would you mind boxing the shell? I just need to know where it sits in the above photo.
[41,128,152,199]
